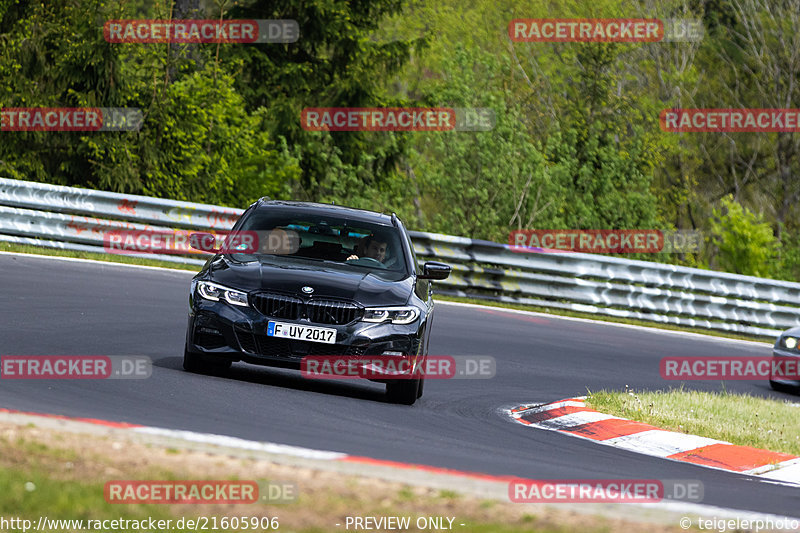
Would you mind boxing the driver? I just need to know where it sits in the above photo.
[347,234,388,263]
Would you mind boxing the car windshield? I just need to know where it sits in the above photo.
[229,210,408,275]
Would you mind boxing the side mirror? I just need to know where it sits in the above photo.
[189,232,220,253]
[419,261,451,280]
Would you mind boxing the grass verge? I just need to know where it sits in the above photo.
[0,423,691,533]
[586,387,800,456]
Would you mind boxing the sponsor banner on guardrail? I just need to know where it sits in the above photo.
[104,19,299,43]
[509,229,701,253]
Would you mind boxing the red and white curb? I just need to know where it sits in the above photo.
[507,398,800,486]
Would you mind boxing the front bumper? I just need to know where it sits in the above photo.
[770,348,800,388]
[186,298,424,379]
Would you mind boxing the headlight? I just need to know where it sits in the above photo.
[362,306,420,324]
[196,281,249,307]
[784,337,798,349]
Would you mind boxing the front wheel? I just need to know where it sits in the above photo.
[386,379,419,405]
[770,379,798,394]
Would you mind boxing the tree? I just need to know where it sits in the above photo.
[708,0,800,239]
[0,0,125,185]
[91,64,301,206]
[220,0,422,201]
[0,0,299,207]
[709,194,778,276]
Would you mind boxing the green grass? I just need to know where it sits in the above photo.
[0,437,621,533]
[1,467,192,531]
[397,487,415,500]
[0,240,774,344]
[586,388,800,455]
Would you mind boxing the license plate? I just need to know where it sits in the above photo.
[267,321,337,344]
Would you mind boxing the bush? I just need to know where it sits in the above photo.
[709,195,778,277]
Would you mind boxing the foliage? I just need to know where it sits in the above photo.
[221,0,423,200]
[134,65,299,205]
[709,195,778,277]
[0,0,299,207]
[2,0,800,280]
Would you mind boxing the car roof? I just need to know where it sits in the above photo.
[254,199,396,226]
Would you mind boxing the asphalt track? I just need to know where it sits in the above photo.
[1,253,799,518]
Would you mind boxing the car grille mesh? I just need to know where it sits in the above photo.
[306,300,362,325]
[252,292,363,325]
[252,293,302,320]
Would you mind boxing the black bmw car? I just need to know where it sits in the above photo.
[183,200,451,405]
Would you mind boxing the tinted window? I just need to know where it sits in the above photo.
[230,210,408,275]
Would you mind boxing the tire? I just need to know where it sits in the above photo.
[386,379,419,405]
[183,345,232,374]
[770,379,798,394]
[416,376,425,399]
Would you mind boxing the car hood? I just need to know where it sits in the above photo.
[205,256,414,307]
[778,327,800,338]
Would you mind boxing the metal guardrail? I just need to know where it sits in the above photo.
[0,177,242,228]
[411,234,799,338]
[0,178,796,337]
[0,178,243,265]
